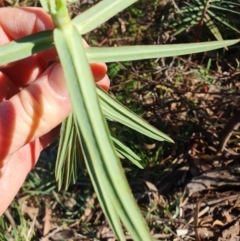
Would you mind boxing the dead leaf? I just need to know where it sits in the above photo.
[197,227,214,240]
[43,206,52,238]
[222,220,239,239]
[185,166,240,197]
[64,197,76,209]
[213,219,225,227]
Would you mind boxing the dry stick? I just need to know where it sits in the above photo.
[187,200,209,226]
[40,227,63,241]
[193,198,205,241]
[183,194,240,210]
[195,0,210,43]
[218,109,240,152]
[3,210,16,229]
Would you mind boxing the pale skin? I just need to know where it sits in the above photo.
[0,7,110,215]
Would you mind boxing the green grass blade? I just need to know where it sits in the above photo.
[86,39,240,63]
[98,87,172,142]
[72,0,138,34]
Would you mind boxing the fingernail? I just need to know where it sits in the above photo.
[48,63,69,97]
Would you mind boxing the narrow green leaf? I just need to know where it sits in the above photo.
[172,19,199,36]
[98,87,172,142]
[63,126,75,190]
[208,9,240,33]
[54,23,152,240]
[0,31,53,66]
[218,1,240,7]
[111,137,141,161]
[72,0,138,34]
[76,130,125,240]
[57,119,144,189]
[55,113,74,189]
[54,27,126,240]
[178,6,203,13]
[0,32,238,66]
[111,137,143,169]
[39,0,49,12]
[86,39,239,63]
[116,150,125,159]
[204,14,223,41]
[209,4,240,15]
[116,149,143,168]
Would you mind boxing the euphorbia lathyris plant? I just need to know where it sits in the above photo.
[0,0,238,240]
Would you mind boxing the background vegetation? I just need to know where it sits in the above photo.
[1,0,240,240]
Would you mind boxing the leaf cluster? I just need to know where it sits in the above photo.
[171,0,240,41]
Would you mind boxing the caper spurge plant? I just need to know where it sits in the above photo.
[0,0,239,240]
[171,0,240,41]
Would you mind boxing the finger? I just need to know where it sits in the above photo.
[90,63,108,81]
[0,8,109,89]
[1,55,46,87]
[0,7,56,85]
[96,75,110,91]
[90,63,110,91]
[0,63,70,167]
[0,138,43,215]
[0,124,61,215]
[0,7,53,41]
[1,53,109,88]
[0,72,18,101]
[0,62,109,167]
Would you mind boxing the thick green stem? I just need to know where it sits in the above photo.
[48,0,71,29]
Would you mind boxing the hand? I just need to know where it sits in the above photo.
[0,7,110,215]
